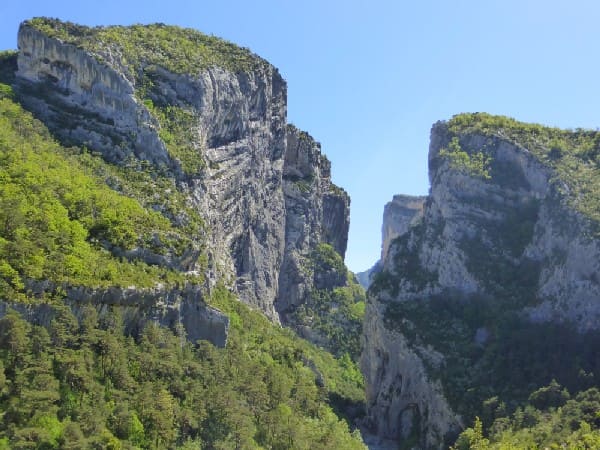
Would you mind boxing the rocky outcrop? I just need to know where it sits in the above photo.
[12,19,350,328]
[193,66,287,321]
[355,261,381,290]
[362,300,461,447]
[356,195,425,290]
[16,25,173,168]
[0,283,229,347]
[15,22,287,320]
[381,195,426,262]
[362,116,600,448]
[276,125,350,315]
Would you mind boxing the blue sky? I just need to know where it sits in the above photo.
[1,1,599,271]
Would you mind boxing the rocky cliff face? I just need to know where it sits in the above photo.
[277,125,349,314]
[16,24,173,168]
[381,195,426,263]
[362,114,600,448]
[356,195,425,290]
[9,19,350,336]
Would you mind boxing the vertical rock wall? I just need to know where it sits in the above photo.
[362,120,600,448]
[13,21,350,326]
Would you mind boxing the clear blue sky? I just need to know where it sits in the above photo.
[2,1,600,271]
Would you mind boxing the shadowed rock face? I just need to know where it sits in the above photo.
[12,21,350,334]
[362,120,600,448]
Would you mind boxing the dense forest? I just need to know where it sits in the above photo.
[455,384,600,449]
[0,286,365,449]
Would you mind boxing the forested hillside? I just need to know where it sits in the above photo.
[0,40,366,448]
[0,287,365,449]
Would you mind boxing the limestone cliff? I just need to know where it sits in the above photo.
[381,195,426,263]
[277,124,350,310]
[356,195,425,290]
[5,18,350,340]
[362,114,600,448]
[3,283,229,347]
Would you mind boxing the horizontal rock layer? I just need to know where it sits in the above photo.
[1,283,229,347]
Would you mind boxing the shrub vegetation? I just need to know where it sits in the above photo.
[448,113,600,227]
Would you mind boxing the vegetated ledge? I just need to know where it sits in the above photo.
[445,112,600,228]
[24,17,270,76]
[1,281,229,348]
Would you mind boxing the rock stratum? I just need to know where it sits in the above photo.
[2,18,352,346]
[362,114,600,448]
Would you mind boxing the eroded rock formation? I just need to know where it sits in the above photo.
[362,116,600,448]
[6,19,350,343]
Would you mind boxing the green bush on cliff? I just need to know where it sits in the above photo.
[0,51,16,87]
[0,84,203,294]
[144,102,205,175]
[369,221,438,297]
[313,243,347,275]
[439,136,491,180]
[72,149,206,254]
[295,281,366,359]
[292,244,366,359]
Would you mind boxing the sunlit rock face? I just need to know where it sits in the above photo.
[356,195,425,290]
[14,20,350,327]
